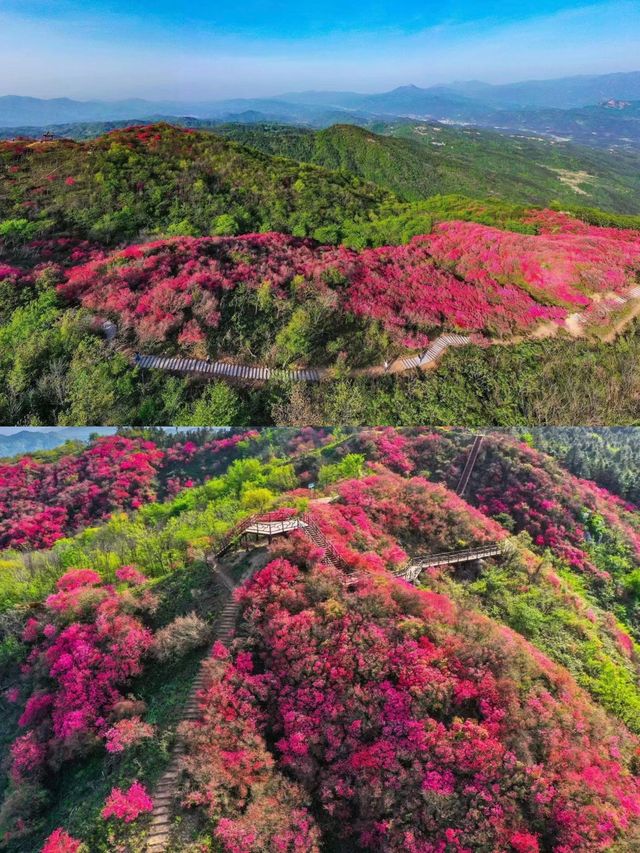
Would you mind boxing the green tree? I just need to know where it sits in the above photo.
[179,383,241,426]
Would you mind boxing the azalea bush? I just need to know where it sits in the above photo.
[41,828,83,853]
[0,435,165,550]
[179,642,321,852]
[101,781,153,823]
[1,567,155,841]
[0,429,260,552]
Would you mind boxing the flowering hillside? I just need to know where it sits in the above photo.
[51,211,640,364]
[0,124,393,252]
[2,125,640,424]
[352,428,640,644]
[183,551,640,852]
[0,430,258,550]
[0,435,164,550]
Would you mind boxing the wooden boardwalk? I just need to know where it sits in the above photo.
[399,542,504,584]
[244,518,308,536]
[399,334,472,370]
[134,354,322,383]
[567,284,640,330]
[133,333,472,384]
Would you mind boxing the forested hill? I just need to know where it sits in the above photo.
[0,124,395,247]
[216,121,640,213]
[530,427,640,504]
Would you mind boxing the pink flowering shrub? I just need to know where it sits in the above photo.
[0,430,260,551]
[9,568,153,784]
[10,731,47,782]
[104,717,155,753]
[0,435,165,550]
[284,428,333,456]
[114,565,147,585]
[55,213,640,359]
[179,643,321,852]
[424,218,640,308]
[41,828,83,853]
[101,781,153,823]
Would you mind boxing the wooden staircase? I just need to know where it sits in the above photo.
[455,434,484,497]
[133,332,472,385]
[135,354,322,383]
[145,562,246,852]
[400,334,471,370]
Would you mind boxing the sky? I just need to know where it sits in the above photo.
[0,0,639,99]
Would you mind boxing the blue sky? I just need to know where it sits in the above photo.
[1,0,638,98]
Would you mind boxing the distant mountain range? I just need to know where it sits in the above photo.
[0,428,114,458]
[2,71,640,149]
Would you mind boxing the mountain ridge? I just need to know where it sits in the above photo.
[3,70,640,148]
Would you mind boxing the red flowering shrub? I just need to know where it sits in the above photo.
[424,218,640,308]
[114,565,147,585]
[179,642,321,852]
[25,237,103,267]
[228,555,640,852]
[41,828,83,853]
[10,731,46,782]
[0,430,260,551]
[101,781,153,823]
[284,428,333,456]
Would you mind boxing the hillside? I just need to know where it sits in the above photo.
[0,123,394,249]
[215,121,640,212]
[1,427,640,851]
[6,117,640,211]
[2,124,640,426]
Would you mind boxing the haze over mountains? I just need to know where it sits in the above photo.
[2,71,640,150]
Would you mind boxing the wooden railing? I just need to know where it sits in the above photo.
[300,512,353,575]
[214,514,506,588]
[399,542,505,583]
[212,511,355,577]
[213,514,260,556]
